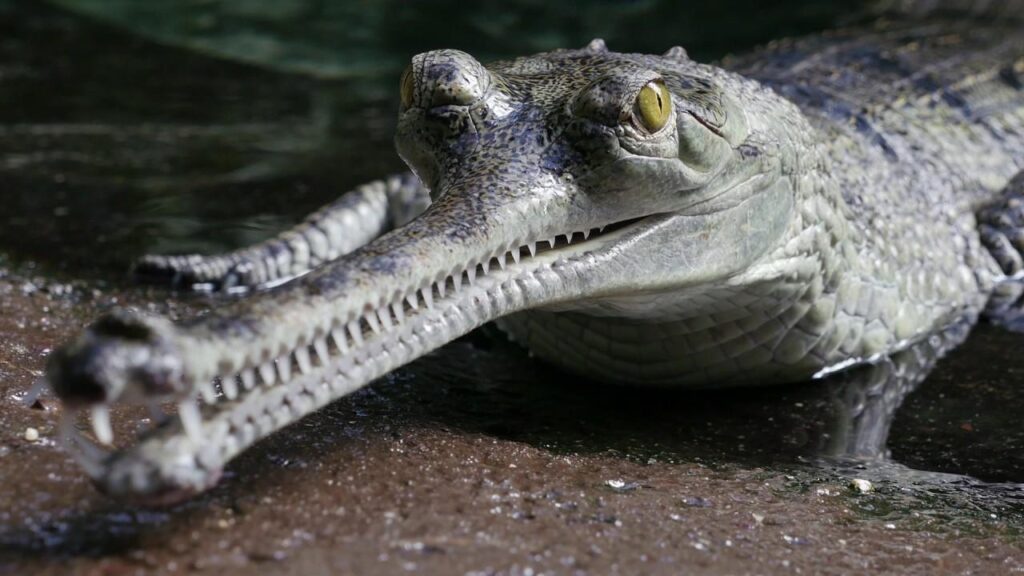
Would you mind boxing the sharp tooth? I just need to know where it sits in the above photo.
[437,279,447,298]
[255,412,274,435]
[277,356,292,382]
[313,378,331,404]
[222,375,239,399]
[199,381,217,404]
[331,328,349,354]
[599,226,606,233]
[582,229,591,240]
[91,406,113,444]
[482,260,491,274]
[273,406,291,428]
[378,308,393,330]
[512,249,521,265]
[314,337,330,365]
[528,243,537,257]
[392,302,405,324]
[241,368,256,389]
[467,266,476,286]
[497,255,506,270]
[366,312,381,334]
[295,347,312,374]
[239,422,256,445]
[288,392,313,416]
[347,321,364,346]
[549,237,557,248]
[178,400,203,444]
[452,274,462,294]
[405,293,419,310]
[259,362,276,385]
[422,288,434,309]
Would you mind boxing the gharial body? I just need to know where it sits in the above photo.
[44,11,1024,503]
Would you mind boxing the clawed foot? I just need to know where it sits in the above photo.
[133,254,259,292]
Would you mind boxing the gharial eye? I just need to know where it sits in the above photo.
[400,64,415,109]
[634,80,672,133]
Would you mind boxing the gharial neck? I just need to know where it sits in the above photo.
[503,68,1001,389]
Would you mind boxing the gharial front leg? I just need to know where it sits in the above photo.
[978,171,1024,324]
[134,173,430,291]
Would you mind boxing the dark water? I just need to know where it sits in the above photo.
[0,1,1023,568]
[0,0,867,276]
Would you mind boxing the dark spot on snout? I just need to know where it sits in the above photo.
[46,309,183,407]
[737,144,762,160]
[92,310,161,341]
[47,345,109,406]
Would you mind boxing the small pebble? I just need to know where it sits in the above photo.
[682,496,713,508]
[850,478,873,493]
[24,427,39,442]
[605,479,639,493]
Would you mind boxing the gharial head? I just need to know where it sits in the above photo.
[45,41,810,504]
[391,41,797,297]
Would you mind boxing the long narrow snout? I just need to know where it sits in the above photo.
[46,172,637,503]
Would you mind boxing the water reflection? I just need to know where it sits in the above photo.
[815,321,971,462]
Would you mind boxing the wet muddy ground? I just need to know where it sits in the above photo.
[1,2,1023,574]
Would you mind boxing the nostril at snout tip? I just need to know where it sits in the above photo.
[46,345,115,407]
[46,308,186,409]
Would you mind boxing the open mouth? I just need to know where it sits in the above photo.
[54,215,649,501]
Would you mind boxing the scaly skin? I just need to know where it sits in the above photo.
[44,19,1024,503]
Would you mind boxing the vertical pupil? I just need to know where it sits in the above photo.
[401,67,414,107]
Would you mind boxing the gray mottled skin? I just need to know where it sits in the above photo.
[43,18,1024,503]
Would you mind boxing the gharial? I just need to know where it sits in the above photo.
[41,5,1024,504]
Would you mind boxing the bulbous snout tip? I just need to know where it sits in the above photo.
[401,48,491,110]
[46,308,184,408]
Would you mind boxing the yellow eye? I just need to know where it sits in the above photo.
[400,65,415,109]
[635,80,672,132]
